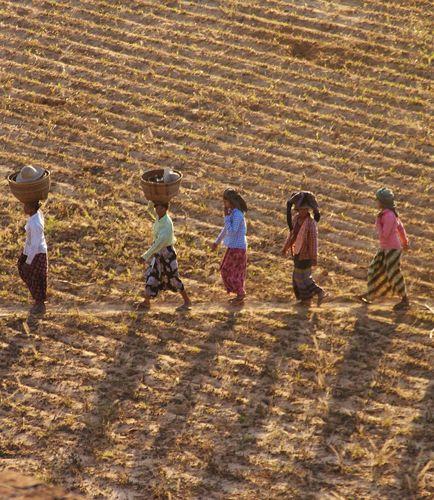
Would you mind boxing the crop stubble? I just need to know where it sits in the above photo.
[0,0,433,498]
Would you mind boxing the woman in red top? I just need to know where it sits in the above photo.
[282,192,326,306]
[362,188,410,310]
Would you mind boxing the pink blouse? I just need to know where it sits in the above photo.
[376,209,409,250]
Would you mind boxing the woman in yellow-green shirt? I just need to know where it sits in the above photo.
[138,202,191,311]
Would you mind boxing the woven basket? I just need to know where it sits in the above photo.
[141,169,182,203]
[7,170,51,203]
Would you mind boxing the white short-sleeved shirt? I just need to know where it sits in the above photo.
[24,210,47,264]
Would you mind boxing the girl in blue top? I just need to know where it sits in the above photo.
[212,189,248,305]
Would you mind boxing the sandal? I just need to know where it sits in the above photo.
[317,291,328,307]
[296,300,311,307]
[176,303,192,312]
[228,297,241,303]
[358,294,372,304]
[230,296,246,306]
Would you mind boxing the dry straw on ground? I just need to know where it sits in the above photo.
[0,0,433,498]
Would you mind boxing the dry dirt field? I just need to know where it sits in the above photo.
[0,0,433,498]
[0,469,83,498]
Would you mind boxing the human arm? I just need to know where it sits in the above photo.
[212,226,227,251]
[142,226,171,262]
[282,232,292,256]
[286,199,293,230]
[283,214,300,256]
[305,192,321,223]
[309,220,318,266]
[224,209,244,235]
[397,219,409,249]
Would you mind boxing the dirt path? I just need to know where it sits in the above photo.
[0,298,432,318]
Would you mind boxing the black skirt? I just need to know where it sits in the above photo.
[144,246,185,298]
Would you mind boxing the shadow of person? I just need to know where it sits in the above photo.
[24,312,42,333]
[189,307,320,496]
[0,316,36,458]
[297,304,399,493]
[0,317,31,376]
[48,311,149,485]
[288,300,319,345]
[394,380,433,496]
[51,309,239,495]
[141,311,238,461]
[322,305,396,438]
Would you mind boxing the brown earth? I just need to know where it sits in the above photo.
[0,0,433,498]
[0,470,83,498]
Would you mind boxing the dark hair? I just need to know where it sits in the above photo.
[286,192,320,230]
[223,189,248,213]
[154,202,169,210]
[26,201,41,212]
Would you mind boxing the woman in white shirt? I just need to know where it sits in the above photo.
[17,201,48,315]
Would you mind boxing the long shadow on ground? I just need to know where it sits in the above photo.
[0,318,28,375]
[301,306,427,496]
[48,312,154,492]
[133,304,320,497]
[131,310,239,496]
[51,309,239,496]
[0,317,34,458]
[393,379,433,496]
[191,305,320,497]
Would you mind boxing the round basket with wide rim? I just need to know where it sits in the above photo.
[140,169,183,203]
[7,170,51,203]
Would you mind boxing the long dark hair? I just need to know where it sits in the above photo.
[223,189,248,213]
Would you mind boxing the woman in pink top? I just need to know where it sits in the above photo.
[362,188,410,310]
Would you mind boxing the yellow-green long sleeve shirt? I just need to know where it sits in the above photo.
[142,213,175,261]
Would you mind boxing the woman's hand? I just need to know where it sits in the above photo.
[281,247,289,257]
[403,244,410,252]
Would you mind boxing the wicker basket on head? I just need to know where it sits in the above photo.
[7,170,51,203]
[141,169,182,203]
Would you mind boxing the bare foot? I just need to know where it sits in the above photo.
[393,297,410,311]
[317,290,328,307]
[136,300,151,311]
[30,302,46,316]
